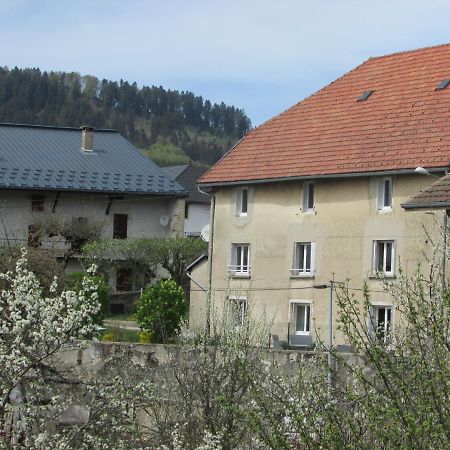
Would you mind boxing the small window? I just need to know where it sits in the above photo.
[229,297,248,328]
[291,242,316,276]
[302,182,315,212]
[436,79,450,91]
[31,194,45,212]
[377,178,392,210]
[357,90,374,101]
[291,302,311,335]
[28,224,41,248]
[373,240,395,276]
[184,202,189,219]
[116,268,133,292]
[113,214,128,239]
[236,187,248,216]
[229,243,250,276]
[369,305,393,343]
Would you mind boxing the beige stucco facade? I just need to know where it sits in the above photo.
[190,173,444,346]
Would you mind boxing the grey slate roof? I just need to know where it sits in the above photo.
[0,124,186,196]
[162,164,210,203]
[402,174,450,210]
[162,164,188,180]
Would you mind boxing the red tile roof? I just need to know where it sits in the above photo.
[402,173,450,210]
[200,44,450,185]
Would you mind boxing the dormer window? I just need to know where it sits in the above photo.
[236,187,248,216]
[302,182,315,212]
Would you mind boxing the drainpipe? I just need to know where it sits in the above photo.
[198,186,215,337]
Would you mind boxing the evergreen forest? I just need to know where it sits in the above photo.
[0,67,252,166]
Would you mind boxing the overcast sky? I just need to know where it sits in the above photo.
[1,0,450,126]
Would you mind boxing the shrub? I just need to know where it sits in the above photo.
[136,279,186,342]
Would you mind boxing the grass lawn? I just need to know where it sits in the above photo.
[104,313,137,321]
[99,326,143,343]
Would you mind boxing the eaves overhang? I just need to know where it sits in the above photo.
[402,201,450,210]
[0,185,188,198]
[198,166,448,189]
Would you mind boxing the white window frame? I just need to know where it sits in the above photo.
[229,296,248,328]
[302,182,315,212]
[291,242,316,277]
[377,177,393,211]
[229,243,251,277]
[369,304,394,343]
[236,187,248,216]
[372,240,395,277]
[289,300,312,335]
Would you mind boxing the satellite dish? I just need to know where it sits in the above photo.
[159,215,170,227]
[200,224,210,242]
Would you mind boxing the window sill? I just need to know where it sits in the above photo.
[228,272,251,279]
[368,274,396,279]
[290,274,315,279]
[377,208,393,214]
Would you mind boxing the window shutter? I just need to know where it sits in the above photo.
[302,185,308,210]
[113,214,128,239]
[376,180,384,210]
[372,241,377,274]
[236,189,242,215]
[310,242,316,275]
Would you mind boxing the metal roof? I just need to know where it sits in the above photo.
[163,164,210,203]
[402,173,450,210]
[0,123,186,196]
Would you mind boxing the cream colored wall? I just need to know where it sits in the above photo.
[193,174,442,345]
[0,190,185,246]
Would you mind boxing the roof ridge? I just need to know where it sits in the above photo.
[0,123,117,132]
[368,42,450,61]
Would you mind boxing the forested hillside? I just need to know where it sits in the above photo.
[0,67,251,166]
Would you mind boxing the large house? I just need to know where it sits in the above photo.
[190,44,450,347]
[0,123,186,293]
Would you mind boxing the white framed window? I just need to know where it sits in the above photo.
[302,182,315,212]
[369,305,393,342]
[236,187,248,216]
[373,240,395,276]
[290,301,311,335]
[229,243,250,276]
[229,296,248,328]
[291,242,316,276]
[377,177,393,211]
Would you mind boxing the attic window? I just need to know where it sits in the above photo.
[435,79,450,91]
[357,90,374,101]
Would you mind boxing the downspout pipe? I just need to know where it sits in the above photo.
[198,186,215,337]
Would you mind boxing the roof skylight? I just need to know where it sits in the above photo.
[357,90,374,101]
[435,79,450,91]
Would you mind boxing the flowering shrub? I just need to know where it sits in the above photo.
[136,279,186,342]
[0,249,100,447]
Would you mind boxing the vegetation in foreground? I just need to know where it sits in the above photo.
[0,242,449,448]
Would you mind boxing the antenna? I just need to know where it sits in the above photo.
[200,224,210,242]
[159,215,170,227]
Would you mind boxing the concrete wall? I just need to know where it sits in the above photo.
[184,202,210,236]
[191,174,443,345]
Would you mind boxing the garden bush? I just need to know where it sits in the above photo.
[136,279,186,342]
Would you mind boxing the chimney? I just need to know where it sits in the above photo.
[81,126,94,152]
